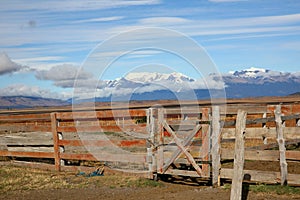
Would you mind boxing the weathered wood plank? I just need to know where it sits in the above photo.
[60,152,146,163]
[275,105,288,185]
[56,109,146,120]
[212,106,221,187]
[51,112,61,171]
[0,150,54,158]
[58,139,146,147]
[165,169,202,177]
[157,108,164,174]
[230,109,247,200]
[163,121,203,177]
[201,107,210,177]
[221,168,300,185]
[222,149,300,161]
[162,124,202,173]
[221,127,300,139]
[223,114,300,127]
[56,125,147,133]
[0,113,50,121]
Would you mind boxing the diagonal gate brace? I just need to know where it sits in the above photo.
[162,121,203,177]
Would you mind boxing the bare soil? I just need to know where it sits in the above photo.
[2,183,300,200]
[1,165,300,200]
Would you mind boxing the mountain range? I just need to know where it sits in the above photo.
[1,67,300,108]
[90,67,300,102]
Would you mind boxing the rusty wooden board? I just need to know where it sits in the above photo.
[58,139,146,147]
[56,109,147,120]
[0,150,54,158]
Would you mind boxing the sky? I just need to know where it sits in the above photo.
[0,0,300,100]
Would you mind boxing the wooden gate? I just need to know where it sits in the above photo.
[147,107,212,179]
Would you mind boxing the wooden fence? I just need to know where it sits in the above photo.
[0,103,300,185]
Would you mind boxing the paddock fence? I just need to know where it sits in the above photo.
[0,102,299,185]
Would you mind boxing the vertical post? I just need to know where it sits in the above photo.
[51,112,61,171]
[157,108,164,174]
[230,109,247,200]
[201,107,211,177]
[211,106,221,187]
[274,105,288,186]
[146,108,157,179]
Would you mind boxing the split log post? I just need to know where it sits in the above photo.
[274,105,288,186]
[201,107,211,177]
[157,108,164,174]
[146,108,157,179]
[230,109,247,200]
[51,112,61,171]
[211,106,221,187]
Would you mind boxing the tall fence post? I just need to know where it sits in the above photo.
[157,108,164,174]
[274,105,288,185]
[50,112,61,171]
[146,108,157,179]
[201,107,211,177]
[211,106,221,187]
[230,109,247,200]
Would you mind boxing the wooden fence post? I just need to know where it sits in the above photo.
[201,107,211,177]
[157,108,164,174]
[51,112,61,171]
[274,105,288,186]
[230,109,247,200]
[146,108,157,179]
[211,106,221,187]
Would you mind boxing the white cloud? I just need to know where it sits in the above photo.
[35,64,100,89]
[73,16,124,24]
[0,0,161,12]
[139,17,190,25]
[0,52,26,75]
[0,84,71,99]
[35,64,92,81]
[209,0,247,2]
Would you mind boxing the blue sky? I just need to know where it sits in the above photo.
[0,0,299,99]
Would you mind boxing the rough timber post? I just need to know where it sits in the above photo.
[201,107,211,177]
[157,108,164,174]
[146,108,157,179]
[51,112,61,171]
[274,105,288,185]
[230,109,247,200]
[211,106,221,187]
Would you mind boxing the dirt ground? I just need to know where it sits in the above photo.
[1,183,300,200]
[1,165,300,200]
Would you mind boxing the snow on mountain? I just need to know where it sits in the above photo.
[125,72,195,83]
[222,67,300,84]
[92,68,300,100]
[229,67,268,78]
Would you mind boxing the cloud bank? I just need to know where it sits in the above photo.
[0,53,25,75]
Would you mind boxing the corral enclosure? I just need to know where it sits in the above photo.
[0,99,300,186]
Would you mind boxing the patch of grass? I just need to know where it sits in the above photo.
[222,183,300,195]
[126,177,162,188]
[0,166,163,193]
[250,184,300,195]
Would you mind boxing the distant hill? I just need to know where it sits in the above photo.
[0,96,69,109]
[289,92,300,96]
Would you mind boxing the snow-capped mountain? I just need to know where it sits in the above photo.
[221,67,300,84]
[229,67,268,78]
[90,68,300,101]
[125,72,195,83]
